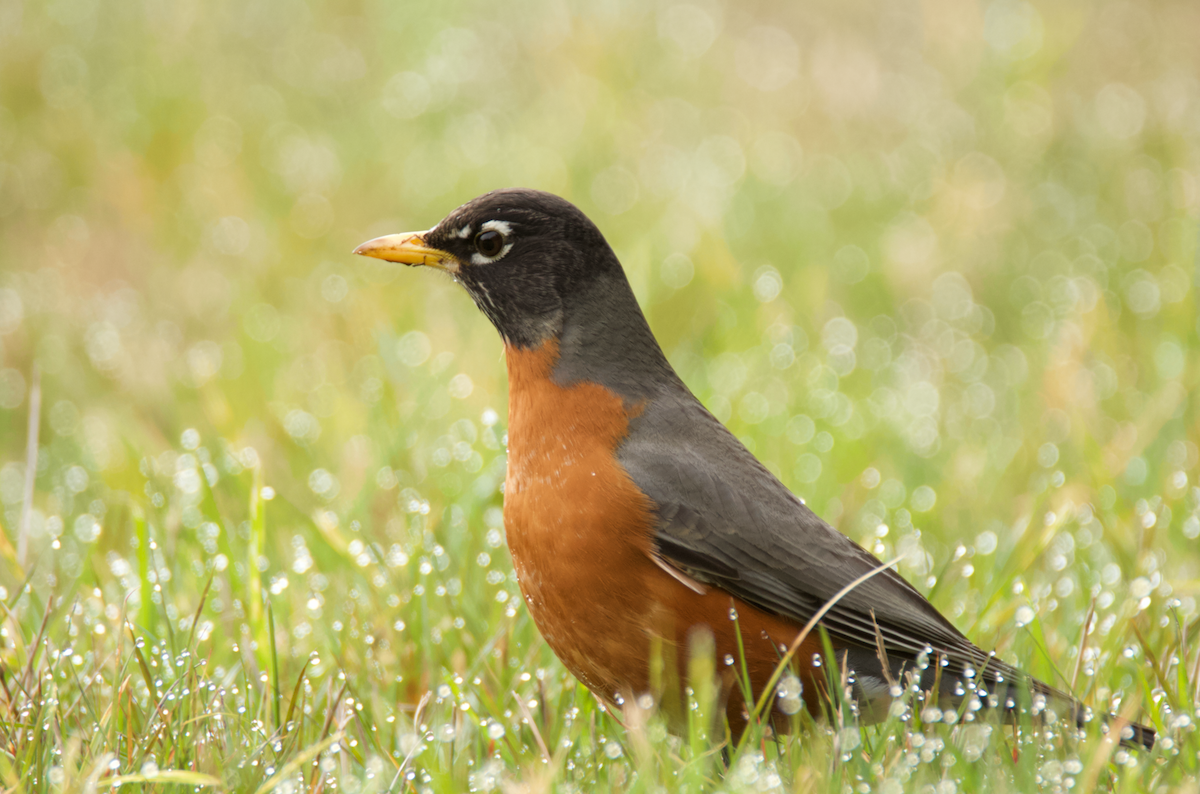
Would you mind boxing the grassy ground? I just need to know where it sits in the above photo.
[0,0,1198,790]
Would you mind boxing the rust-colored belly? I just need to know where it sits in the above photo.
[503,339,656,696]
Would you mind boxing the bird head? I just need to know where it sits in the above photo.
[354,188,620,349]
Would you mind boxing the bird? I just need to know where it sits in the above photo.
[354,188,1155,751]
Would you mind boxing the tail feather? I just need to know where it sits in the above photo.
[1103,715,1156,751]
[985,676,1155,751]
[841,643,1156,751]
[879,652,1158,751]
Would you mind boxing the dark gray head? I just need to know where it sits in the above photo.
[354,189,623,348]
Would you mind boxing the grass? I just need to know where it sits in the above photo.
[0,0,1199,790]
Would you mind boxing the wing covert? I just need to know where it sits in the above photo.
[618,391,1037,693]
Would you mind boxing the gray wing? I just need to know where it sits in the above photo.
[620,393,1043,694]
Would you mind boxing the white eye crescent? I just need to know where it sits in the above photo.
[471,220,514,265]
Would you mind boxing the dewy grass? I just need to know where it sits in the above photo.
[0,409,1193,791]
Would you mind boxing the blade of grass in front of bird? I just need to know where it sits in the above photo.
[684,631,721,790]
[729,600,756,724]
[743,556,903,746]
[1133,662,1162,742]
[1132,619,1177,715]
[1022,611,1071,691]
[1079,695,1144,793]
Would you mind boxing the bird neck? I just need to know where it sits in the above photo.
[545,269,681,402]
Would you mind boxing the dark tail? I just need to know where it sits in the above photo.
[863,647,1157,751]
[928,664,1157,751]
[1038,683,1155,751]
[1107,717,1155,751]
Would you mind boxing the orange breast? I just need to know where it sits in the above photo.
[503,340,821,728]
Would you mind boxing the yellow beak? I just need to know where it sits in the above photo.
[352,230,459,273]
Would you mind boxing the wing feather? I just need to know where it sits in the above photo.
[619,393,1050,697]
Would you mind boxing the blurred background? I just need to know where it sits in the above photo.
[0,0,1197,781]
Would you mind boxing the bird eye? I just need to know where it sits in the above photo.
[474,230,505,258]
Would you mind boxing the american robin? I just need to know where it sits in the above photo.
[354,188,1155,750]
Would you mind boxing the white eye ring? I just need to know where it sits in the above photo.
[471,220,514,265]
